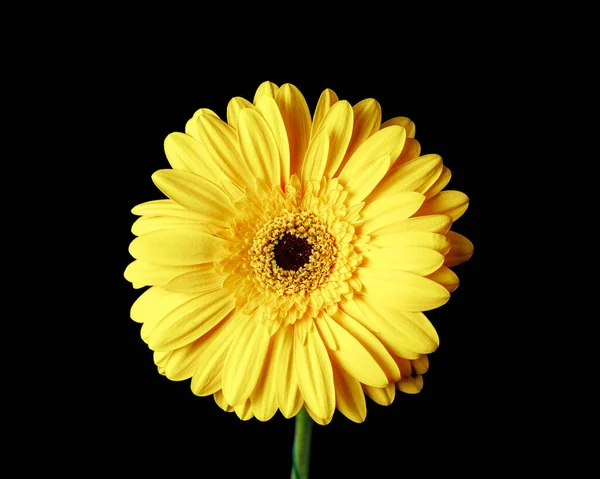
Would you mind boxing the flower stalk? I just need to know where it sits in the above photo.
[291,407,313,479]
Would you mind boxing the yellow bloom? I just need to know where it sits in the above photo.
[125,81,473,425]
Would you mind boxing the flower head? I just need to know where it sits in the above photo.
[125,81,473,424]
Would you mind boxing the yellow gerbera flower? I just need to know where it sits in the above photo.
[125,81,473,425]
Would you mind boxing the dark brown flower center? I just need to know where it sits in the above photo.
[273,233,313,271]
[249,211,337,295]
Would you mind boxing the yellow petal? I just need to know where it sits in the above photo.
[300,127,329,184]
[397,375,424,394]
[340,300,420,359]
[362,383,395,406]
[130,286,194,325]
[226,96,254,129]
[234,398,254,420]
[294,324,335,420]
[273,325,302,418]
[381,116,416,138]
[253,81,279,104]
[275,83,311,176]
[338,153,390,205]
[363,246,445,276]
[151,169,235,226]
[369,214,452,237]
[412,355,429,374]
[330,309,400,382]
[444,231,474,267]
[314,314,337,350]
[163,133,229,186]
[369,306,439,356]
[320,100,354,180]
[131,287,197,344]
[214,390,234,412]
[163,338,208,381]
[368,231,451,254]
[194,113,252,187]
[391,137,422,169]
[222,318,270,405]
[356,305,436,358]
[286,396,304,420]
[374,154,443,203]
[131,215,207,237]
[351,304,438,359]
[426,265,459,292]
[163,264,224,294]
[394,355,413,378]
[340,124,405,185]
[310,88,339,138]
[124,260,199,289]
[425,166,451,199]
[342,99,382,166]
[359,192,425,235]
[250,343,278,422]
[131,199,204,220]
[163,132,203,175]
[148,287,235,351]
[417,190,469,222]
[154,351,170,375]
[344,202,365,223]
[319,314,389,387]
[304,403,332,425]
[185,108,220,141]
[332,366,367,423]
[255,95,290,186]
[190,311,243,397]
[357,266,450,313]
[237,108,281,187]
[129,227,230,266]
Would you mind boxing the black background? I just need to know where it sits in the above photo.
[101,64,483,477]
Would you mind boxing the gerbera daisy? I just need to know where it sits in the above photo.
[125,81,473,425]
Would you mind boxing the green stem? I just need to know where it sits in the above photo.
[291,407,313,479]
